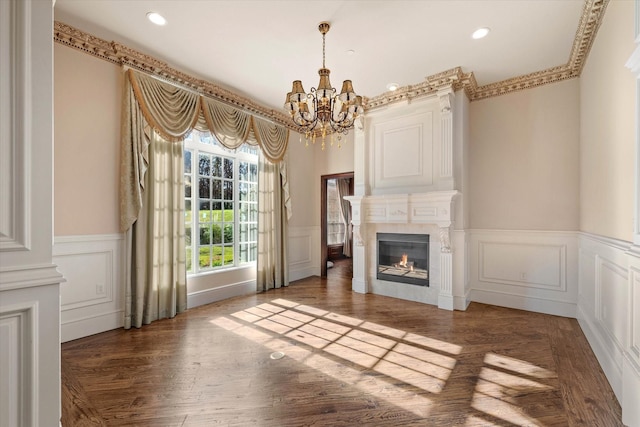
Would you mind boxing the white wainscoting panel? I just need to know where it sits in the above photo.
[288,226,320,281]
[54,234,124,342]
[469,230,578,317]
[596,258,629,351]
[577,232,640,424]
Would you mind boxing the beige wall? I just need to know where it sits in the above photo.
[286,132,321,228]
[580,0,636,242]
[316,131,355,178]
[469,78,580,231]
[54,44,122,236]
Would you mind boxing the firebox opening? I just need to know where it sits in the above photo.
[377,233,429,286]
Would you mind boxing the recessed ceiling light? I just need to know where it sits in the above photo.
[387,83,399,91]
[346,49,356,55]
[472,27,490,39]
[146,12,167,26]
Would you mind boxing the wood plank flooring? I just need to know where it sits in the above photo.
[61,275,623,426]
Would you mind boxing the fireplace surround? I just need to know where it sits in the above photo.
[344,88,468,311]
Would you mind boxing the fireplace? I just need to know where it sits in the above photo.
[377,233,429,287]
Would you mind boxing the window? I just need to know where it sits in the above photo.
[326,179,345,245]
[184,130,258,274]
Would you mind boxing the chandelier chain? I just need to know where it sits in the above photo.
[322,31,326,69]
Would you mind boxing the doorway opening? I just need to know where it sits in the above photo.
[321,172,354,278]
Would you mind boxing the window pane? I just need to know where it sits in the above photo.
[211,224,222,244]
[239,244,248,263]
[185,200,192,222]
[224,158,233,179]
[223,245,234,265]
[212,156,222,177]
[199,154,210,176]
[199,225,210,245]
[239,224,248,242]
[184,175,191,198]
[250,243,257,261]
[199,177,210,199]
[224,202,234,221]
[212,179,222,200]
[250,204,257,222]
[185,226,191,245]
[212,202,222,222]
[250,224,257,241]
[223,181,233,200]
[184,150,192,173]
[212,246,223,267]
[199,246,211,268]
[239,161,248,181]
[239,183,247,201]
[249,183,257,202]
[199,132,213,145]
[199,201,210,222]
[199,212,210,223]
[223,224,233,244]
[250,164,257,182]
[239,203,248,222]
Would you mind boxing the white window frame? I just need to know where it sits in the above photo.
[184,130,258,276]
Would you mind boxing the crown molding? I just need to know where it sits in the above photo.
[365,0,609,109]
[53,21,296,131]
[55,0,609,116]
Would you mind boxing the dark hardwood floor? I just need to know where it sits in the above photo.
[62,275,623,426]
[327,257,353,280]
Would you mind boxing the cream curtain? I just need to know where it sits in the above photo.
[257,153,291,291]
[120,68,291,326]
[336,178,352,257]
[121,69,290,232]
[125,130,187,328]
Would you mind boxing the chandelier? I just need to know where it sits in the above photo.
[284,22,363,149]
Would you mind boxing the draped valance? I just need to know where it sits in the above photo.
[120,69,290,232]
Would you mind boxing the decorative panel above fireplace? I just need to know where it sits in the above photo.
[377,233,429,286]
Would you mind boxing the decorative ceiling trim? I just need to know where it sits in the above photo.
[55,0,609,117]
[365,0,609,109]
[53,21,296,131]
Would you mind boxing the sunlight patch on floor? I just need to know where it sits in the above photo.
[211,299,560,424]
[484,352,556,379]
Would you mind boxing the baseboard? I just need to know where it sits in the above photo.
[438,294,454,311]
[289,265,319,282]
[61,309,123,343]
[622,354,640,426]
[454,289,470,311]
[187,280,256,309]
[470,288,577,318]
[577,304,623,401]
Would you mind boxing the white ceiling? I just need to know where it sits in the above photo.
[54,0,585,110]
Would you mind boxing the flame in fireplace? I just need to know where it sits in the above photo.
[399,253,408,267]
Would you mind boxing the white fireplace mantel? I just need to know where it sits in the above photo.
[345,190,459,310]
[345,190,458,247]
